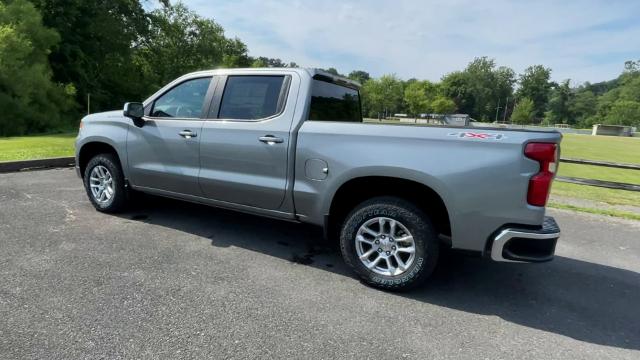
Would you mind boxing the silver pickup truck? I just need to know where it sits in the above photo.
[75,68,561,290]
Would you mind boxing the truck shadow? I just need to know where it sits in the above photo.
[123,195,640,351]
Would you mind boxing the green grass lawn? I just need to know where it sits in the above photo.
[560,133,640,164]
[0,132,76,162]
[552,133,640,210]
[551,182,640,207]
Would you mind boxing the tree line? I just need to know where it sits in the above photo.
[1,0,638,136]
[345,58,640,129]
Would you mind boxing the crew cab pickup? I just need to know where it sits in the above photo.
[75,68,562,290]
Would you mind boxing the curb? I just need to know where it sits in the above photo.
[0,157,75,174]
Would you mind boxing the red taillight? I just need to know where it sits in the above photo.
[524,142,557,207]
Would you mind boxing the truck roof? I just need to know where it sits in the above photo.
[181,67,361,89]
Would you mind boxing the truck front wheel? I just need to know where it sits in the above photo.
[83,153,128,213]
[339,196,439,291]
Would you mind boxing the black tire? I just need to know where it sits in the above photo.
[340,196,439,291]
[83,153,128,213]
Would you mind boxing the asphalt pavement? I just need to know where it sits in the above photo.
[1,168,639,359]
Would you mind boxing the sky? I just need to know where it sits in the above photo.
[179,0,640,84]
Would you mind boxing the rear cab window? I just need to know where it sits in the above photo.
[308,77,362,122]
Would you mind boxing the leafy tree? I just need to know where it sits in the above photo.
[441,57,515,120]
[569,88,597,126]
[461,57,495,118]
[251,57,268,67]
[361,78,383,118]
[378,75,404,116]
[431,96,456,114]
[0,0,74,136]
[517,65,552,119]
[324,67,344,77]
[361,74,403,118]
[136,3,237,92]
[249,57,298,68]
[493,66,517,119]
[404,81,435,116]
[604,100,640,126]
[623,60,640,73]
[259,57,285,67]
[221,38,252,68]
[511,98,535,124]
[440,71,474,116]
[348,70,370,84]
[547,79,573,124]
[32,0,149,112]
[584,79,619,96]
[581,62,640,127]
[618,73,640,102]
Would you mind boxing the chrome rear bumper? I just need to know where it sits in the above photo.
[490,217,560,263]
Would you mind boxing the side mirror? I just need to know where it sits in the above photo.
[123,102,145,127]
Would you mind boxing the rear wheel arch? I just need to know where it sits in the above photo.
[326,176,451,242]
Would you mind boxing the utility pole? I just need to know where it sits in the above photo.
[502,97,509,123]
[494,98,501,122]
[87,93,91,115]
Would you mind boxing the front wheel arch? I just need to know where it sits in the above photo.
[78,142,123,178]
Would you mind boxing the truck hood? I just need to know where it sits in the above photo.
[82,110,126,123]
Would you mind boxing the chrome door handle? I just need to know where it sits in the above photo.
[258,135,284,144]
[179,130,197,139]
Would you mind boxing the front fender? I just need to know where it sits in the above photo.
[75,114,130,178]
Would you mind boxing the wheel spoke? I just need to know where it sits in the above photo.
[356,235,374,245]
[389,219,397,237]
[397,246,415,254]
[395,235,414,243]
[90,177,100,182]
[361,225,378,237]
[378,218,386,233]
[90,183,100,188]
[359,248,376,260]
[385,257,396,275]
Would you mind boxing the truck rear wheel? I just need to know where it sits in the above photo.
[339,196,439,291]
[83,153,128,213]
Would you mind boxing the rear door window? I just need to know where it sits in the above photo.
[218,76,287,120]
[308,80,361,122]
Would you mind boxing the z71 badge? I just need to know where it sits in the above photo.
[448,132,506,140]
